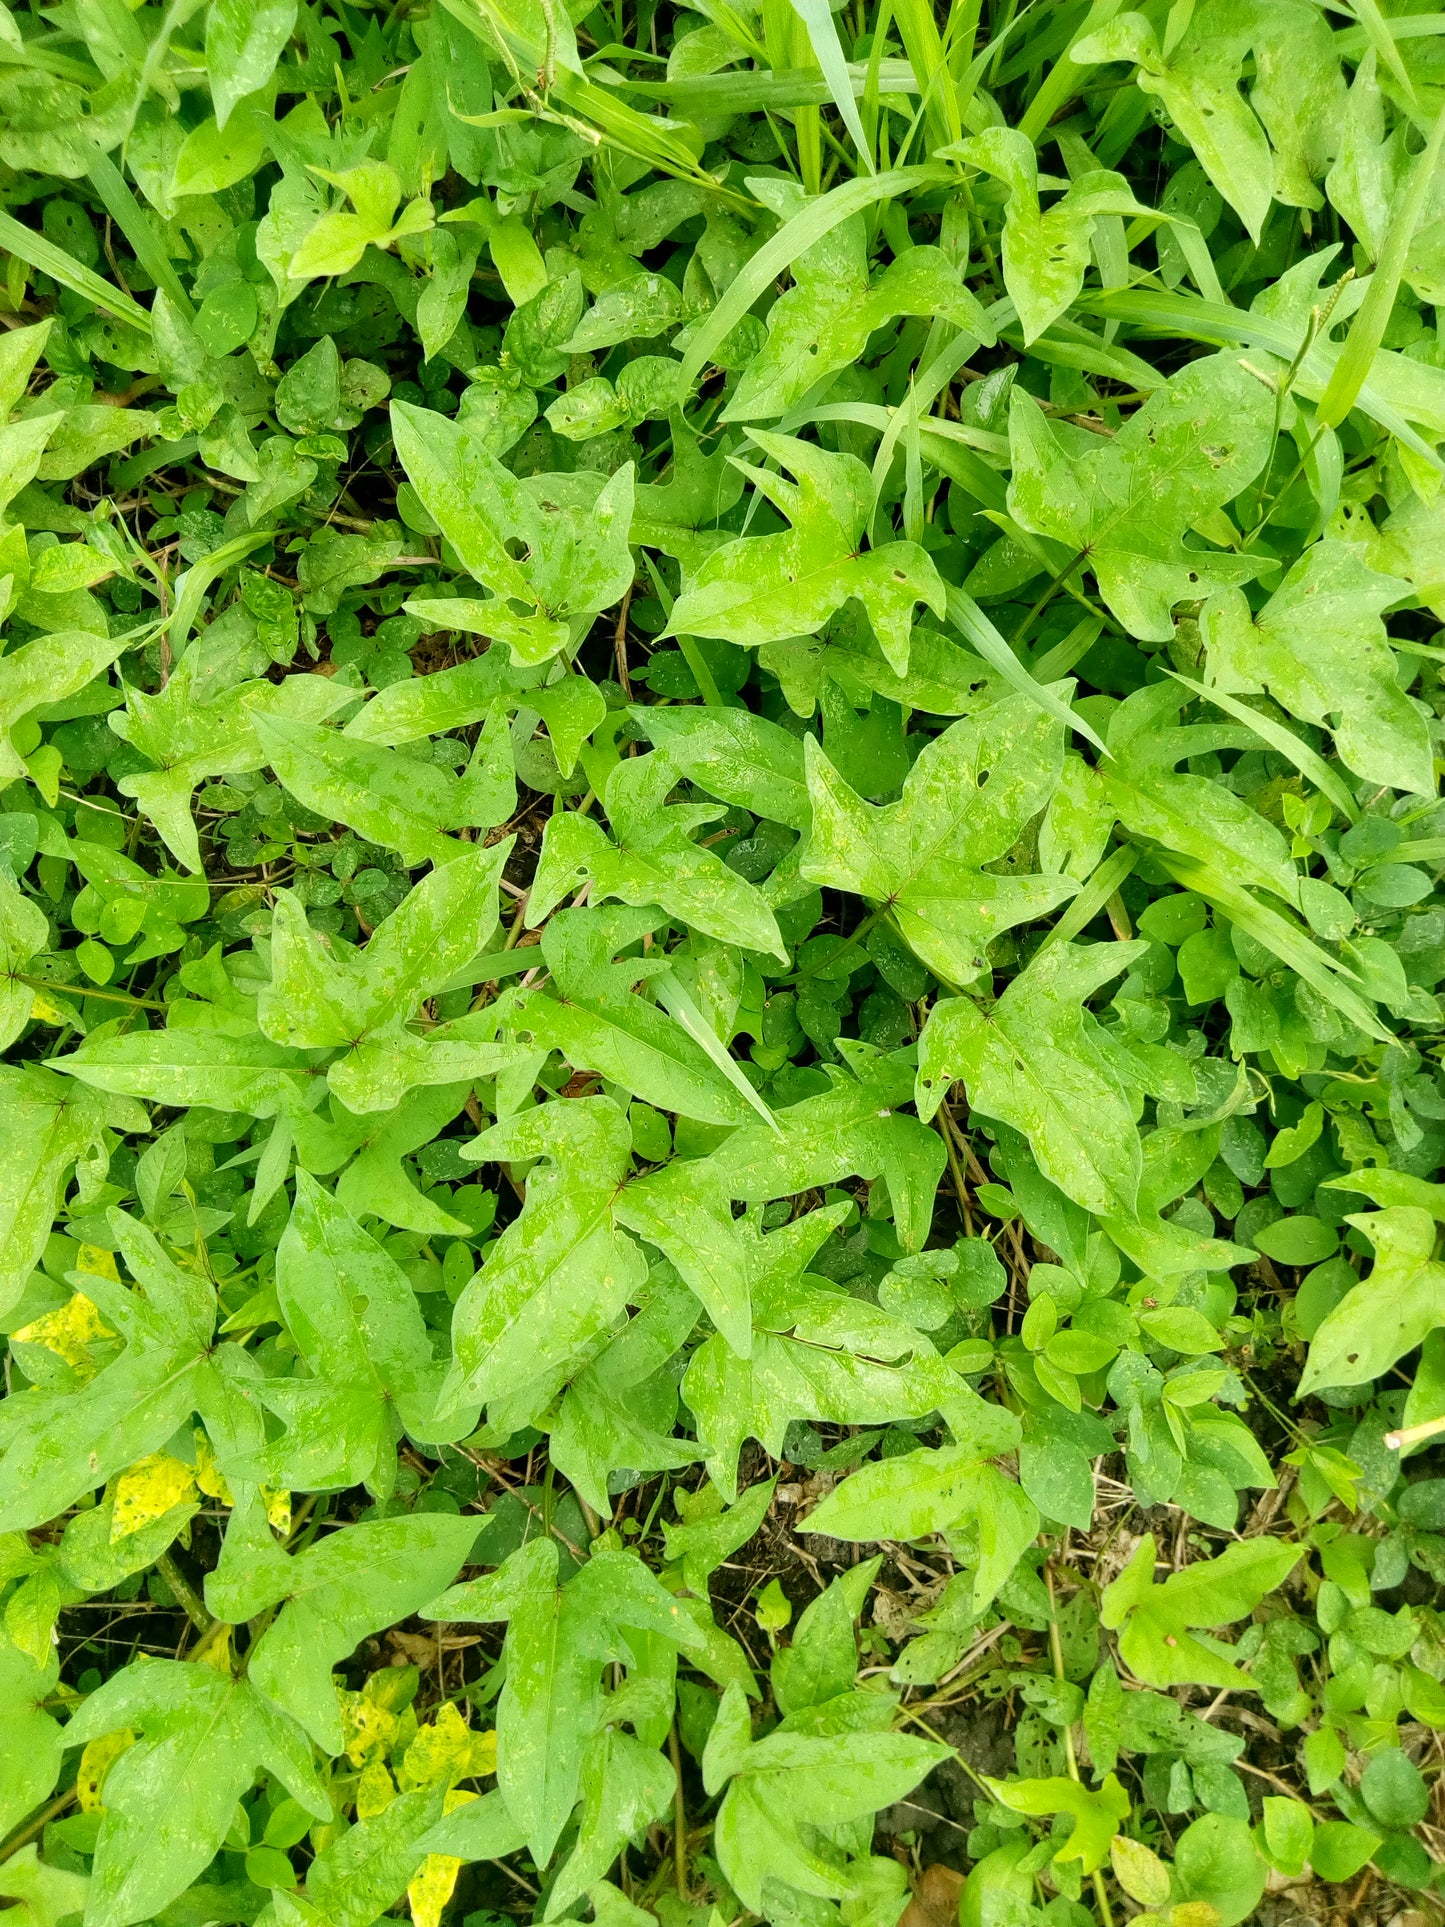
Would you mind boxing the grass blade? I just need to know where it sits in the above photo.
[1317,99,1445,431]
[1166,671,1359,824]
[86,152,195,322]
[946,585,1109,754]
[677,164,950,400]
[0,208,153,333]
[786,0,874,172]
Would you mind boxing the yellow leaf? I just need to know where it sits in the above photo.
[77,1730,134,1813]
[29,987,77,1025]
[400,1702,496,1791]
[111,1454,197,1542]
[356,1760,397,1819]
[338,1688,399,1768]
[406,1788,475,1927]
[75,1246,119,1282]
[263,1487,292,1534]
[407,1854,462,1927]
[193,1429,233,1506]
[194,1623,234,1674]
[14,1290,113,1373]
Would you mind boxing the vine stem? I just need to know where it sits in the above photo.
[668,1719,688,1899]
[156,1550,213,1635]
[0,1788,77,1865]
[1046,1565,1114,1927]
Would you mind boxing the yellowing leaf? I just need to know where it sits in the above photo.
[193,1429,233,1506]
[110,1456,198,1543]
[407,1791,476,1927]
[1170,1907,1224,1927]
[29,988,77,1027]
[400,1702,496,1790]
[14,1290,113,1373]
[77,1729,135,1813]
[75,1247,120,1282]
[355,1760,397,1818]
[338,1683,400,1767]
[263,1487,292,1534]
[1110,1833,1171,1907]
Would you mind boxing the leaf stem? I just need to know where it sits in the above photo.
[669,1718,688,1899]
[20,972,167,1011]
[156,1549,214,1635]
[790,903,887,983]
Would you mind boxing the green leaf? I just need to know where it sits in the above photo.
[1007,351,1273,642]
[1100,1533,1302,1690]
[1308,1819,1382,1884]
[982,1772,1130,1873]
[1074,12,1273,243]
[662,1477,777,1595]
[259,845,518,1112]
[1300,1206,1445,1395]
[332,1083,481,1238]
[667,431,946,675]
[228,1174,468,1495]
[0,1068,144,1317]
[760,621,1006,722]
[614,1162,754,1355]
[529,751,786,960]
[548,1269,701,1516]
[508,906,757,1127]
[1318,98,1445,434]
[638,705,810,830]
[1169,1812,1267,1927]
[206,0,297,129]
[808,1445,1037,1613]
[303,1783,448,1927]
[802,692,1072,987]
[56,1029,314,1119]
[0,1846,87,1927]
[392,402,634,665]
[445,1098,648,1431]
[0,627,133,785]
[689,1045,945,1253]
[341,650,542,747]
[62,1661,329,1927]
[429,1540,705,1863]
[722,197,991,423]
[1203,541,1431,796]
[674,164,952,401]
[251,713,460,866]
[682,1209,966,1497]
[0,870,48,1051]
[951,129,1146,344]
[114,658,351,873]
[917,940,1147,1220]
[245,1515,479,1751]
[1110,1834,1171,1908]
[0,1632,62,1839]
[1102,681,1302,904]
[544,1729,675,1922]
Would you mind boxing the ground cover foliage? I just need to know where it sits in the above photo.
[9,2,1445,1926]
